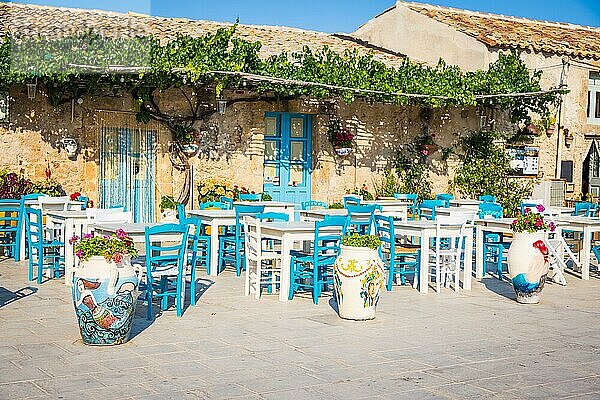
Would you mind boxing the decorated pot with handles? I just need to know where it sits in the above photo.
[507,232,549,304]
[72,256,142,345]
[333,245,385,320]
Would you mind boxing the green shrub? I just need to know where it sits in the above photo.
[159,195,178,210]
[31,179,65,197]
[342,234,381,250]
[329,202,344,209]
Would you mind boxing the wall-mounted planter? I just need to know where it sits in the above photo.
[334,147,352,157]
[180,143,199,157]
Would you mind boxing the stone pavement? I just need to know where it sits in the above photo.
[1,259,600,400]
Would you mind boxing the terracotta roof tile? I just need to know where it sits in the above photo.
[401,1,600,60]
[0,3,406,66]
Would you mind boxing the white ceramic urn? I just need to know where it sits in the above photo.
[507,232,549,304]
[333,245,385,320]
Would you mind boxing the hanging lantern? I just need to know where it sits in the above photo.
[217,99,227,115]
[26,78,38,99]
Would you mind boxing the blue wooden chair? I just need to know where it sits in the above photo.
[23,207,64,283]
[20,193,47,260]
[0,200,22,260]
[478,195,496,203]
[200,201,229,210]
[181,216,212,275]
[418,200,446,220]
[343,195,361,208]
[374,215,420,290]
[301,201,328,210]
[435,194,454,208]
[239,193,261,202]
[289,216,346,304]
[573,202,596,217]
[176,203,186,221]
[345,204,378,235]
[219,204,265,276]
[478,203,508,280]
[144,223,190,319]
[256,212,289,222]
[394,193,418,220]
[219,196,234,209]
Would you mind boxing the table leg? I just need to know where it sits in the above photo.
[582,226,591,280]
[209,221,219,277]
[279,234,291,302]
[464,226,473,290]
[475,224,484,280]
[419,233,429,294]
[19,215,26,261]
[64,221,75,286]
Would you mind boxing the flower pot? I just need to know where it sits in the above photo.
[160,209,178,222]
[546,124,556,135]
[334,147,352,157]
[333,245,385,320]
[507,232,549,304]
[180,143,199,157]
[72,256,142,345]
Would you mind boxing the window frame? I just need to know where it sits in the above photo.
[588,72,600,125]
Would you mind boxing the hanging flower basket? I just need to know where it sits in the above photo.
[180,143,199,157]
[334,147,353,157]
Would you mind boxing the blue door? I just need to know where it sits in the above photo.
[263,113,312,204]
[99,126,156,222]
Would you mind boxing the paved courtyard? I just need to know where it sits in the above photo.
[1,259,600,400]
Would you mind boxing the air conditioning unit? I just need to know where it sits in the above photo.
[532,179,566,207]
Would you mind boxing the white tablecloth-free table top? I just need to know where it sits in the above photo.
[299,209,347,221]
[188,210,236,277]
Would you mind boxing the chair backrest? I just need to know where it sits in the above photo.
[23,207,44,246]
[0,201,21,233]
[200,201,229,210]
[244,216,263,264]
[86,207,125,221]
[176,203,186,221]
[301,200,328,210]
[343,195,361,208]
[313,217,346,265]
[234,204,265,239]
[435,194,454,208]
[394,193,418,204]
[219,196,234,209]
[38,196,70,212]
[256,212,289,222]
[573,202,594,217]
[345,204,378,234]
[93,210,133,224]
[418,199,445,220]
[144,223,189,277]
[374,214,395,255]
[435,214,468,254]
[238,193,262,202]
[478,195,497,203]
[478,203,504,219]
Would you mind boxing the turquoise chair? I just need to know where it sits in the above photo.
[219,196,234,209]
[144,223,190,319]
[218,204,265,276]
[239,193,261,202]
[301,201,328,210]
[345,204,378,235]
[289,216,346,304]
[479,195,496,203]
[176,203,186,221]
[0,200,22,260]
[256,212,289,222]
[78,196,89,210]
[23,207,64,283]
[20,193,47,261]
[200,201,228,210]
[435,194,454,208]
[573,202,596,217]
[343,195,361,208]
[418,200,446,220]
[394,193,418,220]
[478,203,508,280]
[374,215,419,290]
[181,216,212,275]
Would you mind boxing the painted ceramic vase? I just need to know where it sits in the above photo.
[72,256,142,345]
[507,232,549,304]
[333,245,385,320]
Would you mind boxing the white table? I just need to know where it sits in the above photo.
[553,216,600,280]
[46,210,89,286]
[450,199,481,210]
[363,200,408,220]
[299,209,347,222]
[547,206,575,217]
[233,201,296,221]
[260,221,342,302]
[188,210,236,277]
[393,220,473,294]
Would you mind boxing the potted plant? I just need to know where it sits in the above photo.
[328,120,355,156]
[159,195,178,221]
[333,234,384,320]
[507,204,556,304]
[545,115,557,135]
[70,230,141,345]
[172,125,200,156]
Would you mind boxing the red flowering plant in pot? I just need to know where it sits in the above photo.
[328,121,355,156]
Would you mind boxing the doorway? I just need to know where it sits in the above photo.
[582,140,600,196]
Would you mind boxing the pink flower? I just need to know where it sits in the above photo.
[69,235,79,245]
[524,208,531,214]
[536,204,546,212]
[83,233,93,239]
[115,229,127,239]
[512,219,517,225]
[75,250,83,258]
[535,218,543,227]
[549,222,556,232]
[422,149,429,156]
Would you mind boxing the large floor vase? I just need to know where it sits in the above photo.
[333,245,385,320]
[507,232,549,304]
[72,256,141,345]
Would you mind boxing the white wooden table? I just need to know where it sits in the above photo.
[299,209,347,221]
[260,221,342,302]
[188,209,236,277]
[233,201,296,221]
[450,199,481,210]
[393,220,473,294]
[547,206,575,217]
[553,216,600,280]
[46,210,89,286]
[363,200,408,220]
